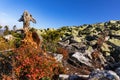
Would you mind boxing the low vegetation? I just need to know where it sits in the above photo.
[0,20,120,79]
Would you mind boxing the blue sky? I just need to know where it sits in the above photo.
[0,0,120,29]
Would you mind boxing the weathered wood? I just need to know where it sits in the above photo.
[19,10,36,32]
[18,11,42,49]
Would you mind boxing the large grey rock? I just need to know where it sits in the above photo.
[109,20,117,24]
[53,53,63,63]
[115,67,120,77]
[3,34,14,41]
[58,41,69,47]
[71,43,87,53]
[59,74,88,80]
[71,52,93,67]
[61,35,82,44]
[89,69,120,80]
[68,75,81,80]
[59,74,69,80]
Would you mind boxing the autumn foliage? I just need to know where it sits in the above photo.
[13,45,65,80]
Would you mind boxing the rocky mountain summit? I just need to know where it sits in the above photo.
[1,11,120,80]
[37,20,120,79]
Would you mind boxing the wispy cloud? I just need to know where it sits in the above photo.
[0,12,8,16]
[0,12,22,29]
[0,12,10,26]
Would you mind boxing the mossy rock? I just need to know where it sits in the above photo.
[109,20,117,24]
[71,30,78,36]
[101,43,110,52]
[112,30,120,35]
[78,27,86,31]
[73,37,81,42]
[109,38,120,46]
[88,46,93,52]
[90,40,97,46]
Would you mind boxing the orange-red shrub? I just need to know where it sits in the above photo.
[14,45,65,80]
